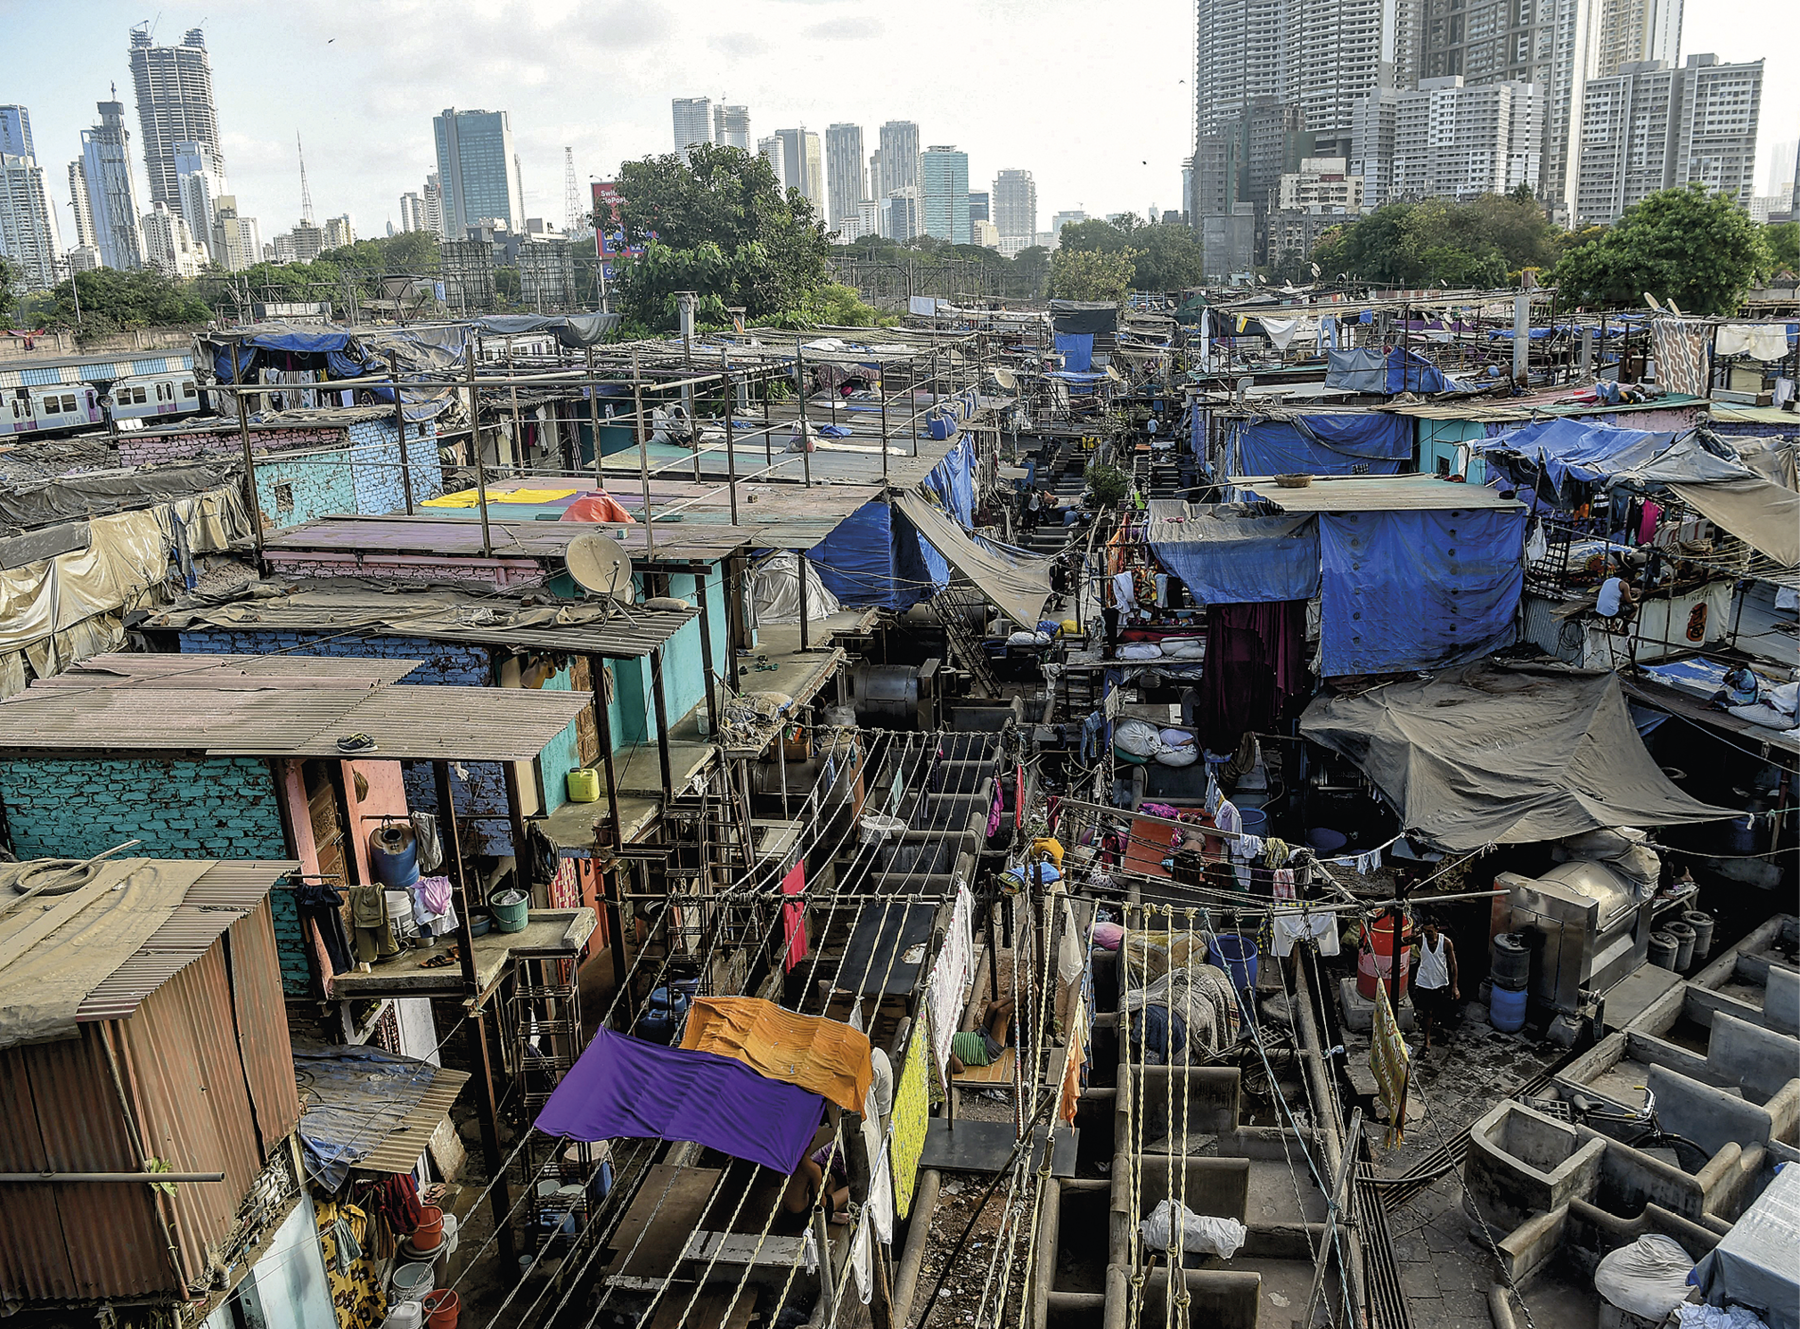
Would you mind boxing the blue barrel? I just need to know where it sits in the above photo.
[1238,807,1269,838]
[370,824,419,888]
[1490,984,1527,1033]
[1210,934,1259,994]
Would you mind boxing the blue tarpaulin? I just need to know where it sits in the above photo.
[1317,507,1526,675]
[1476,417,1750,489]
[200,321,471,420]
[1149,505,1321,603]
[922,438,977,528]
[807,498,948,609]
[1233,413,1412,477]
[1055,333,1095,372]
[1325,347,1460,395]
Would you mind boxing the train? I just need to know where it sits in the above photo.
[3,358,205,439]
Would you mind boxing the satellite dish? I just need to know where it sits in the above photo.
[994,367,1019,391]
[566,532,634,599]
[1104,364,1125,383]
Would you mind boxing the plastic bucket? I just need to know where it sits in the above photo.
[1491,933,1530,992]
[411,1205,444,1253]
[491,889,529,934]
[1489,984,1527,1033]
[566,768,601,803]
[1647,931,1679,971]
[390,1262,435,1304]
[1682,911,1715,962]
[1356,916,1413,1002]
[386,892,417,944]
[421,1290,459,1329]
[371,823,420,888]
[1237,807,1269,839]
[385,1302,424,1329]
[1210,933,1259,994]
[1665,921,1697,972]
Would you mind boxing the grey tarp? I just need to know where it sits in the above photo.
[891,490,1052,630]
[292,1041,443,1188]
[1667,478,1800,568]
[1298,661,1737,850]
[1691,1161,1800,1329]
[475,313,622,347]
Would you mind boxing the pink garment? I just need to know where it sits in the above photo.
[781,861,808,972]
[1272,868,1297,901]
[415,875,453,916]
[1638,499,1662,545]
[986,789,1004,837]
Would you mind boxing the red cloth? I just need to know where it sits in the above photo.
[559,491,636,523]
[1199,600,1307,753]
[780,860,808,972]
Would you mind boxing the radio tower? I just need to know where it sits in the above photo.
[563,147,581,235]
[296,131,315,224]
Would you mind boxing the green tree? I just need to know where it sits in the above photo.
[612,143,830,327]
[1553,184,1771,314]
[1049,247,1137,302]
[1060,217,1205,291]
[802,282,882,327]
[1310,193,1559,288]
[1764,222,1799,277]
[1011,246,1051,299]
[45,267,212,337]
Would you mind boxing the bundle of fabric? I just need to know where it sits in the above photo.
[1122,930,1209,982]
[1123,965,1241,1059]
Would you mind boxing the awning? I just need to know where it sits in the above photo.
[1299,661,1738,850]
[293,1042,470,1188]
[1667,479,1800,569]
[891,490,1052,629]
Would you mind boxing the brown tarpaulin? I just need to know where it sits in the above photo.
[1667,479,1800,569]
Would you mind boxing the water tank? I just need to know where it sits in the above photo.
[850,663,920,725]
[1491,933,1530,992]
[1489,984,1527,1033]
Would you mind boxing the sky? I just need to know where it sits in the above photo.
[2,0,1794,255]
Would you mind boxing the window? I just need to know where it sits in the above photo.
[182,380,197,398]
[131,386,147,404]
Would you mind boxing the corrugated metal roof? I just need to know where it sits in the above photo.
[1243,475,1525,512]
[0,673,590,762]
[40,653,418,690]
[352,1066,471,1174]
[1384,392,1707,423]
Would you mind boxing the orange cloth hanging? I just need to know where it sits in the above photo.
[681,996,873,1115]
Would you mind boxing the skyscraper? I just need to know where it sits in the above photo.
[880,188,922,241]
[128,25,225,210]
[776,129,825,212]
[878,122,922,197]
[1592,0,1683,77]
[993,169,1038,254]
[673,98,712,160]
[757,137,786,189]
[423,172,444,237]
[0,152,58,290]
[399,192,428,232]
[81,98,144,270]
[172,140,223,263]
[824,123,866,230]
[0,106,32,159]
[1194,0,1393,150]
[921,145,970,244]
[434,108,523,238]
[712,104,750,150]
[67,161,97,249]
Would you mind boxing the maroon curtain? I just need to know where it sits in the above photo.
[1198,601,1308,752]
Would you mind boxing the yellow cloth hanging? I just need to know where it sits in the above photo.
[422,487,578,508]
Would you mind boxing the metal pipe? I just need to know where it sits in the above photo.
[464,345,493,557]
[236,391,262,560]
[387,352,414,515]
[650,645,674,798]
[632,345,655,559]
[587,654,628,997]
[723,357,739,526]
[587,347,603,487]
[0,1172,224,1184]
[796,342,812,487]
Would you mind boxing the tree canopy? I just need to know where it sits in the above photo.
[1552,183,1771,314]
[1761,221,1798,278]
[1059,216,1205,292]
[44,267,212,337]
[1049,247,1137,303]
[612,143,831,328]
[1310,191,1559,288]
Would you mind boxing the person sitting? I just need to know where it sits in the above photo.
[948,996,1015,1074]
[783,1122,852,1223]
[1595,573,1637,620]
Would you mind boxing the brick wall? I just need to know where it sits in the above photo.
[0,754,309,993]
[178,629,490,684]
[258,551,545,588]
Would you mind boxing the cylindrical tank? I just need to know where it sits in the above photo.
[1665,921,1697,972]
[1489,984,1527,1033]
[1647,931,1679,970]
[850,663,920,725]
[1682,910,1715,962]
[1357,915,1413,1002]
[1491,933,1530,992]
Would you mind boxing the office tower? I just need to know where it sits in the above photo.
[993,169,1038,254]
[1575,55,1761,223]
[758,137,786,189]
[434,109,523,238]
[323,215,355,249]
[881,188,922,241]
[921,145,970,244]
[878,122,922,196]
[672,97,712,159]
[825,123,866,230]
[0,152,58,289]
[399,192,427,232]
[967,191,989,223]
[172,140,223,262]
[67,161,97,249]
[712,104,750,150]
[1194,0,1394,148]
[0,106,32,159]
[423,172,444,237]
[210,195,260,272]
[776,129,824,211]
[1593,0,1682,77]
[81,99,144,269]
[1418,0,1594,216]
[128,25,225,210]
[1390,78,1543,199]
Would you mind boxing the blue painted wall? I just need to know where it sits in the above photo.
[253,420,442,528]
[1417,418,1489,485]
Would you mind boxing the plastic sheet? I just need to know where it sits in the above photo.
[1140,1200,1247,1258]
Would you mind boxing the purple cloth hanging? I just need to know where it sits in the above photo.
[534,1027,823,1173]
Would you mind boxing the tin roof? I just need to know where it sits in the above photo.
[259,514,752,564]
[1242,474,1525,512]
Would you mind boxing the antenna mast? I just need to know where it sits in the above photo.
[296,131,314,224]
[563,147,580,235]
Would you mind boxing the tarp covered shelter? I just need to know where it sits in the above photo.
[807,497,950,611]
[1325,347,1461,395]
[1230,412,1412,477]
[1666,478,1800,568]
[196,322,470,420]
[1147,502,1321,604]
[1477,417,1751,489]
[474,313,620,346]
[1048,301,1119,336]
[1299,661,1736,850]
[890,491,1053,629]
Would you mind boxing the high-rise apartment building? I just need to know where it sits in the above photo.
[1593,0,1682,77]
[210,195,261,272]
[878,122,922,197]
[1349,89,1402,205]
[0,152,58,290]
[0,106,32,159]
[1193,99,1308,262]
[672,98,712,159]
[758,137,786,189]
[81,99,144,270]
[323,215,355,249]
[140,200,204,276]
[1390,77,1543,200]
[1575,54,1761,223]
[423,172,444,237]
[399,192,427,232]
[290,219,324,264]
[993,169,1039,254]
[67,161,97,249]
[712,104,750,150]
[824,123,866,230]
[921,146,970,244]
[434,109,523,238]
[172,140,223,263]
[776,130,824,212]
[881,188,923,242]
[1277,158,1367,209]
[128,26,225,211]
[858,198,881,238]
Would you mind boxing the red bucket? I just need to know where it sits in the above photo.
[1356,915,1413,1003]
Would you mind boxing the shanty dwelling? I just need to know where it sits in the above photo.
[0,652,598,1247]
[0,856,318,1326]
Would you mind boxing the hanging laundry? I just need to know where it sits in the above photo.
[781,860,808,972]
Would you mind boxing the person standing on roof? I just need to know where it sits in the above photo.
[1410,917,1459,1053]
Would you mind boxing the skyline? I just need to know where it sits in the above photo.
[1,0,1794,265]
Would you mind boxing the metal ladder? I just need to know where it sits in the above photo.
[933,586,1004,698]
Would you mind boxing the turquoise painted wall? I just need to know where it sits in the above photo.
[1418,419,1490,485]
